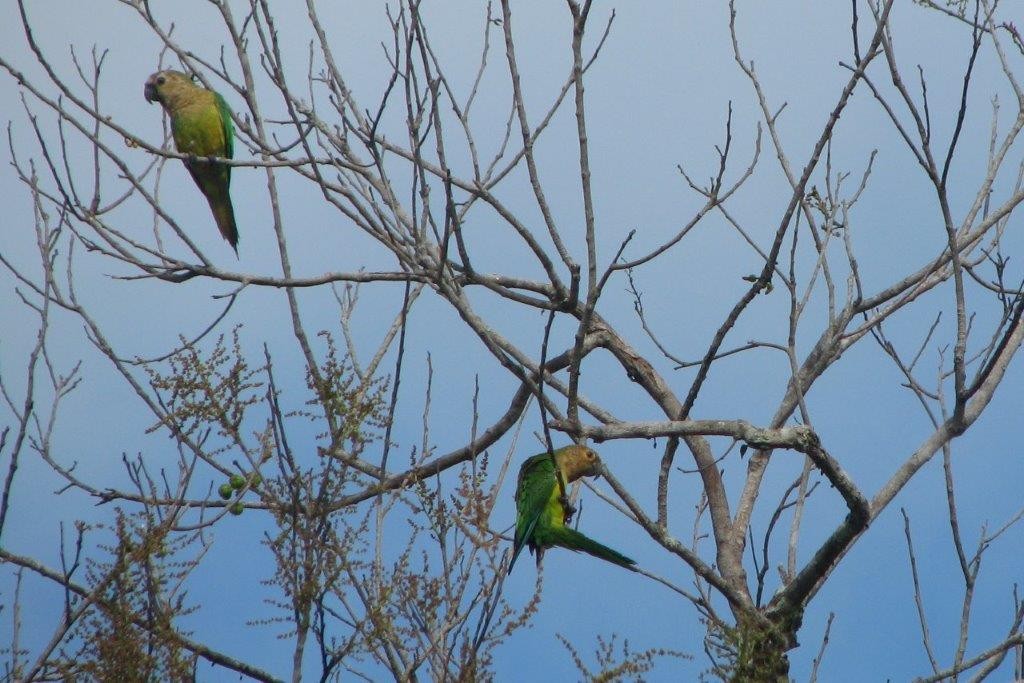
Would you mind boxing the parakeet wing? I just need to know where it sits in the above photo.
[510,454,556,569]
[214,92,234,164]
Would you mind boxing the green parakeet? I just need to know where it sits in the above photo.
[510,445,636,571]
[144,70,238,252]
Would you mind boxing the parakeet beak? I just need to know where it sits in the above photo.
[143,79,158,104]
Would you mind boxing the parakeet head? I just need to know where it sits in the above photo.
[557,444,602,481]
[144,70,194,108]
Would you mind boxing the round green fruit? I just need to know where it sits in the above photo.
[218,483,234,500]
[229,474,246,490]
[229,502,244,516]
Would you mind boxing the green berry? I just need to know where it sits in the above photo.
[229,502,244,516]
[218,483,234,500]
[249,473,263,487]
[229,474,246,490]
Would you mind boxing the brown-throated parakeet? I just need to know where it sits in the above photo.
[510,445,636,571]
[144,70,238,252]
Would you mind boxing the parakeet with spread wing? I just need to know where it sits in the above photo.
[144,70,238,252]
[510,445,636,571]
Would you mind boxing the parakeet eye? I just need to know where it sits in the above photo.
[156,75,166,86]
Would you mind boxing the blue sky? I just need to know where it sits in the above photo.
[2,1,1024,680]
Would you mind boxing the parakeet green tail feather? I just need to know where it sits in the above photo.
[206,191,238,251]
[538,526,636,569]
[508,540,527,571]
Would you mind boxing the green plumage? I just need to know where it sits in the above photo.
[144,70,239,252]
[511,445,636,571]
